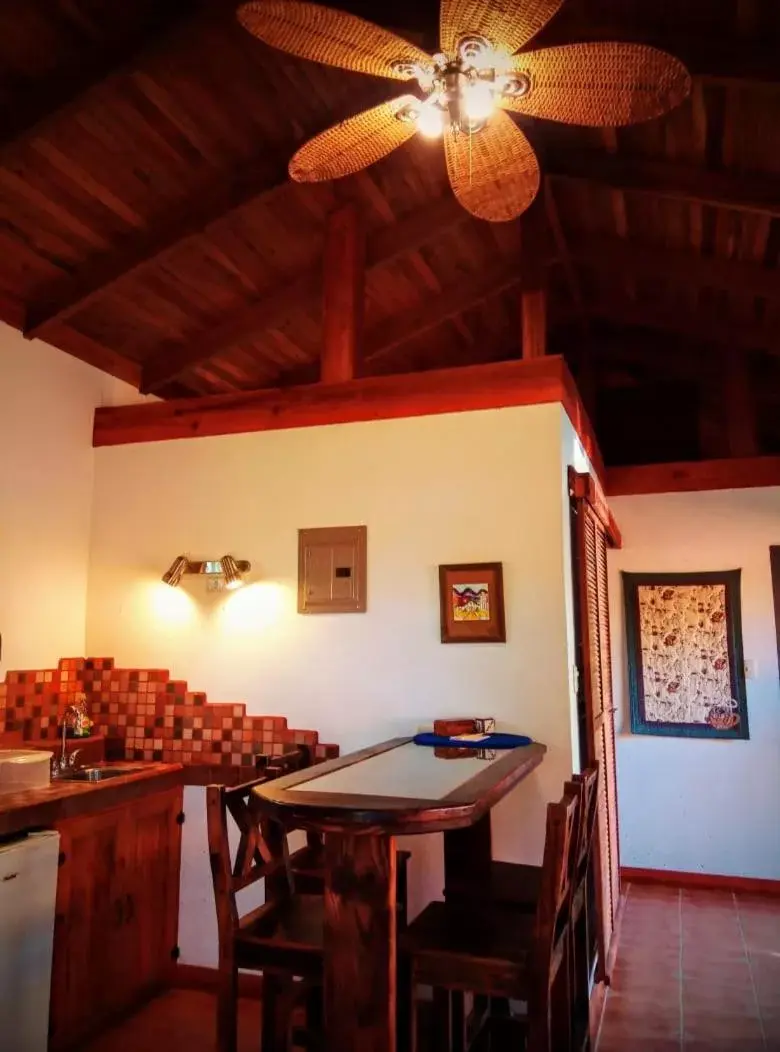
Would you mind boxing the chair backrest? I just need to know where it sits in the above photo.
[565,765,599,889]
[533,791,579,991]
[206,773,295,945]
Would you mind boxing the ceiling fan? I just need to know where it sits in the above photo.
[237,0,690,222]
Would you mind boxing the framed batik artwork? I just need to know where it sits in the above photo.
[623,570,749,740]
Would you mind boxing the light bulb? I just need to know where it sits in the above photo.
[462,80,495,123]
[416,102,444,139]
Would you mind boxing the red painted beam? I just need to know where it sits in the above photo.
[93,357,604,484]
[606,456,780,496]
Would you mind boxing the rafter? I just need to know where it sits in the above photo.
[0,1,192,152]
[587,300,780,359]
[25,154,291,338]
[571,234,780,301]
[322,203,364,384]
[140,194,465,393]
[547,151,780,219]
[364,262,521,367]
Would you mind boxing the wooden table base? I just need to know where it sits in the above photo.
[323,832,397,1052]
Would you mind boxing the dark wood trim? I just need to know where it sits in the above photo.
[96,356,606,480]
[171,963,264,999]
[568,468,622,550]
[548,149,780,219]
[622,867,780,897]
[0,292,25,330]
[606,456,780,496]
[771,547,780,686]
[622,570,749,740]
[139,193,465,392]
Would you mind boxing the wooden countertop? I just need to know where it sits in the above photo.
[0,763,184,838]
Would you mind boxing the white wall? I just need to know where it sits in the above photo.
[0,323,151,674]
[86,402,581,964]
[0,325,106,671]
[608,488,780,880]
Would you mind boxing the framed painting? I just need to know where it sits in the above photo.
[439,562,506,644]
[771,547,780,679]
[623,570,749,740]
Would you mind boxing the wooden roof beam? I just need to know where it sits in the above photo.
[140,194,465,393]
[547,151,780,219]
[571,233,780,301]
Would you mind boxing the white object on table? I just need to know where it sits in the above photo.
[0,830,60,1052]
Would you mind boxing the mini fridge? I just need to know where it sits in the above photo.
[0,831,60,1052]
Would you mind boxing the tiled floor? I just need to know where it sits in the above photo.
[597,883,780,1052]
[81,883,780,1051]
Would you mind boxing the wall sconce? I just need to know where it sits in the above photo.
[161,555,251,590]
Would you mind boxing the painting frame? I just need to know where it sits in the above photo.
[439,562,506,644]
[623,570,749,740]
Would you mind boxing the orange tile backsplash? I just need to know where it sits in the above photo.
[0,657,338,767]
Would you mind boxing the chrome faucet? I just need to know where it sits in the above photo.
[51,705,81,779]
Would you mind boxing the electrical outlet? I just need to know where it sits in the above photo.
[744,659,757,679]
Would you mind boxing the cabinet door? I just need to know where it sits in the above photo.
[49,809,125,1049]
[119,787,183,997]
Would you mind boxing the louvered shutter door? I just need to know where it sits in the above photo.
[575,492,620,981]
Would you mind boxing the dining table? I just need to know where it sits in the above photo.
[252,735,546,1052]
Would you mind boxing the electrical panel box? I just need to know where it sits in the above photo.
[297,526,367,614]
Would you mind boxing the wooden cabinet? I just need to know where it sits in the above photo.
[49,786,182,1050]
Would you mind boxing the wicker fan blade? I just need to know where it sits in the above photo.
[289,96,419,182]
[238,1,432,80]
[502,43,691,126]
[444,111,540,222]
[440,0,564,58]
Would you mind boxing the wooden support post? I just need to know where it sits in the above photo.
[322,203,365,384]
[521,289,547,360]
[520,199,549,360]
[723,344,757,457]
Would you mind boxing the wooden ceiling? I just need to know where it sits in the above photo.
[3,0,780,466]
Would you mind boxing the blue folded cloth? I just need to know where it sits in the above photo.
[413,732,533,750]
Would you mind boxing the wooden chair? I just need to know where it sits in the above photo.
[207,773,324,1052]
[207,756,412,1052]
[444,767,599,1052]
[401,791,580,1052]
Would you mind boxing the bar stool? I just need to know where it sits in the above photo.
[207,757,411,1052]
[444,767,599,1052]
[401,790,580,1052]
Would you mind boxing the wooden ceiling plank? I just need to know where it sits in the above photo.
[39,322,141,387]
[548,151,780,219]
[521,290,547,360]
[365,263,521,367]
[139,193,466,393]
[0,1,192,150]
[321,203,364,384]
[25,156,291,337]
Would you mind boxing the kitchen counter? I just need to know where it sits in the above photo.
[0,762,184,839]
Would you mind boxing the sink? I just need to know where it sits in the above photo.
[58,766,138,782]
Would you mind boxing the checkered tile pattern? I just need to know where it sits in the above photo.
[1,657,338,767]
